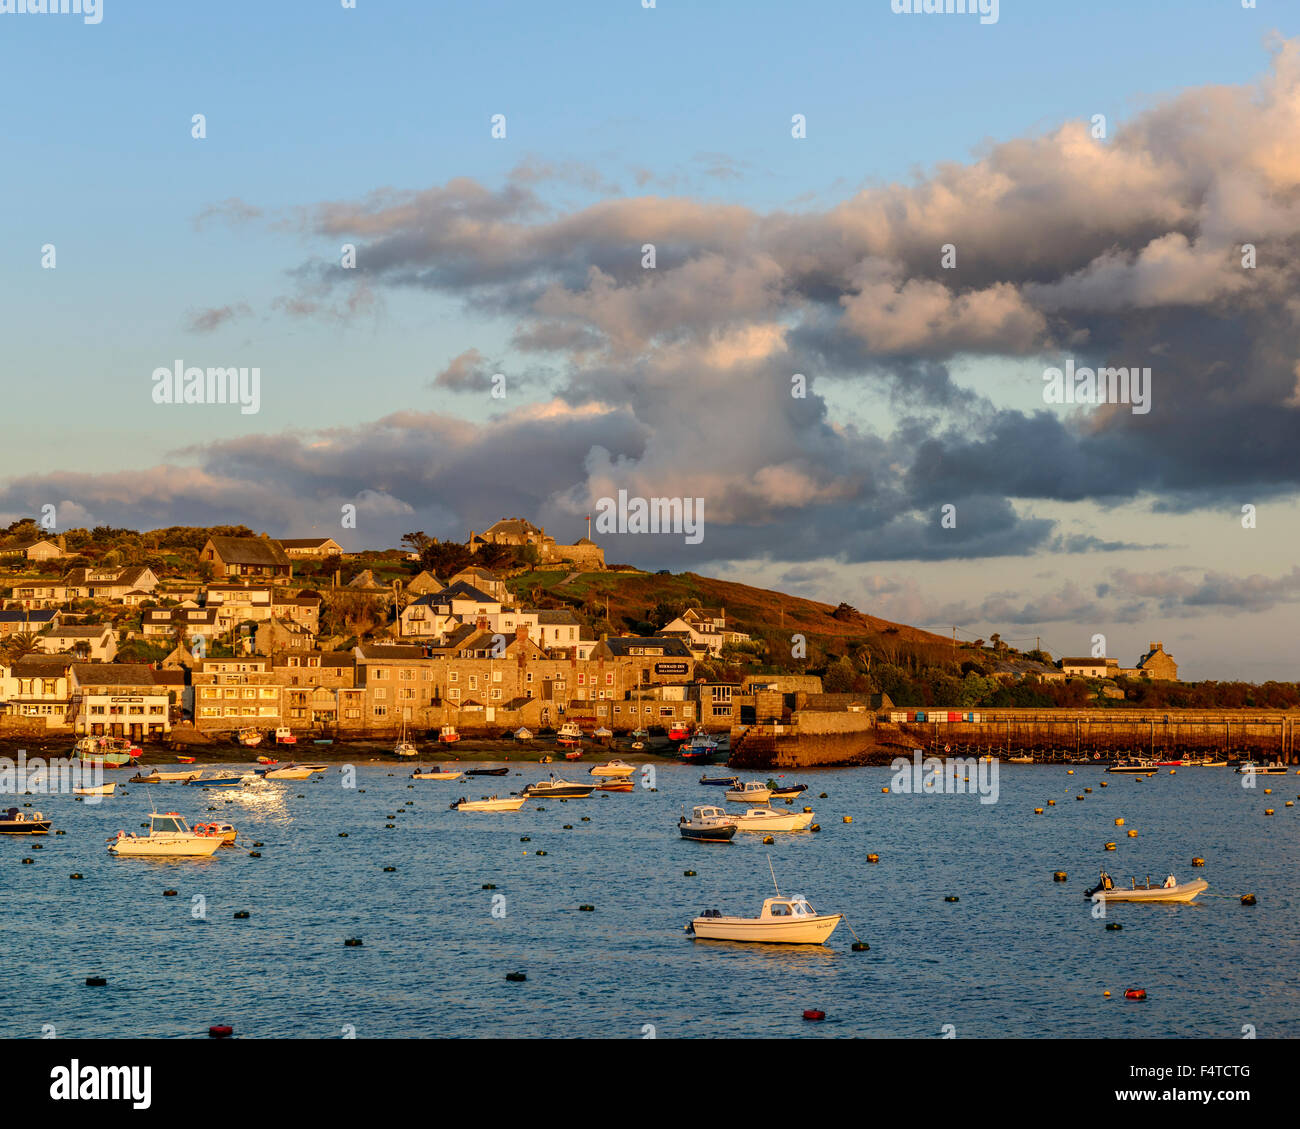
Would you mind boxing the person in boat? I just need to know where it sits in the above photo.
[1164,874,1177,889]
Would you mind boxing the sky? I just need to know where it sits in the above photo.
[1,0,1299,681]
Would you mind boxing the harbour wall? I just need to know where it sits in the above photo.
[727,708,1300,768]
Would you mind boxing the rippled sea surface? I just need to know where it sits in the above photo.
[2,760,1297,1038]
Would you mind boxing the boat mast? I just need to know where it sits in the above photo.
[768,856,780,897]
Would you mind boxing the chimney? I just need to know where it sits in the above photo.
[515,624,528,643]
[1149,641,1157,652]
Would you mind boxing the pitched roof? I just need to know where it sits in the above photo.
[431,581,498,604]
[484,518,541,537]
[0,609,58,624]
[277,538,338,549]
[535,609,580,625]
[70,662,160,686]
[595,636,692,658]
[207,536,290,568]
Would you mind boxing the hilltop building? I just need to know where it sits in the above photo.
[468,517,605,570]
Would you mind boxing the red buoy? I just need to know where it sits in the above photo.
[802,1009,826,1021]
[208,1025,234,1038]
[1123,989,1146,1001]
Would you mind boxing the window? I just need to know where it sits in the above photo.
[449,672,459,683]
[491,689,501,700]
[373,706,388,718]
[605,673,614,685]
[493,670,502,683]
[449,689,460,701]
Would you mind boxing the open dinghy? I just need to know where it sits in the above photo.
[1084,869,1208,904]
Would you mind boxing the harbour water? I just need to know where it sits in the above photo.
[2,762,1297,1038]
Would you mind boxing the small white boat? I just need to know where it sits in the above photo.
[394,720,418,758]
[412,765,462,780]
[688,895,842,944]
[731,807,815,832]
[631,728,649,739]
[438,724,460,744]
[679,805,737,842]
[262,763,327,780]
[1236,760,1288,775]
[557,721,584,747]
[236,727,263,748]
[107,811,223,857]
[724,780,773,803]
[590,759,636,778]
[1108,758,1157,774]
[592,726,613,739]
[1084,870,1209,904]
[631,741,645,751]
[451,795,527,812]
[1008,755,1033,764]
[514,727,533,740]
[75,782,116,796]
[274,726,298,745]
[153,769,203,783]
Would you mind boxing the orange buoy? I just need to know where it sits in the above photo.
[802,1009,825,1021]
[209,1025,234,1038]
[1124,989,1146,1001]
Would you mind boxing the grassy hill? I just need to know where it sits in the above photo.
[505,567,956,669]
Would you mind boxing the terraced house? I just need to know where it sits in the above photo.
[192,657,283,730]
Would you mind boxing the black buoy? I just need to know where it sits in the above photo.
[85,977,107,987]
[234,911,250,919]
[482,883,496,890]
[506,972,527,982]
[248,851,261,858]
[579,904,595,912]
[1241,894,1257,906]
[163,888,177,896]
[851,942,869,951]
[344,937,363,947]
[383,866,396,872]
[1106,922,1123,931]
[945,896,959,903]
[684,870,696,876]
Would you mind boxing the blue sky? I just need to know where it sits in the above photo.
[2,0,1299,679]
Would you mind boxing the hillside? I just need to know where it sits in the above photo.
[505,567,955,665]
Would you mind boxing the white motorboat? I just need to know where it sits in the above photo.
[679,805,737,842]
[262,763,327,780]
[107,811,223,857]
[1008,755,1033,764]
[152,769,203,783]
[274,726,298,745]
[688,895,842,944]
[451,795,527,812]
[1084,870,1209,904]
[1236,760,1288,775]
[590,759,636,778]
[731,807,815,832]
[724,780,773,803]
[557,721,584,747]
[411,766,463,780]
[438,724,461,744]
[74,782,116,796]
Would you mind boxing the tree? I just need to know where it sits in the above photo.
[401,531,433,555]
[823,657,856,693]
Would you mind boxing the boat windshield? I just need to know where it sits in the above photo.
[152,816,184,833]
[769,902,792,916]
